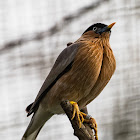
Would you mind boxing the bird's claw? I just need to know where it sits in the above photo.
[70,101,84,128]
[69,101,98,140]
[83,114,98,140]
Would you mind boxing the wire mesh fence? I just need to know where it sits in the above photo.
[0,0,140,140]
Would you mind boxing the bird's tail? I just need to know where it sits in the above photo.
[22,125,44,140]
[22,106,53,140]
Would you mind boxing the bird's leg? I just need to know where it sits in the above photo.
[82,113,98,140]
[70,101,84,128]
[69,101,98,140]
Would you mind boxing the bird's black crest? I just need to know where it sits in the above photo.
[83,23,107,34]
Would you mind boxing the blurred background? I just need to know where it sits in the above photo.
[0,0,140,140]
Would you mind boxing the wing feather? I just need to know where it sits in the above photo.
[27,43,81,116]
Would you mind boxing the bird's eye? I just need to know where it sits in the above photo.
[93,27,97,31]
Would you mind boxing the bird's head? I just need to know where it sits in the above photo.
[82,22,116,38]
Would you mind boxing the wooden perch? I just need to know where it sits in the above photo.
[60,100,95,140]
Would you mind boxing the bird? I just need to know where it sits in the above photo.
[22,22,116,140]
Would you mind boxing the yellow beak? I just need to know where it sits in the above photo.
[107,22,116,29]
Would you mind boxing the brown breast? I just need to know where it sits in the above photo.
[78,34,116,108]
[56,39,104,102]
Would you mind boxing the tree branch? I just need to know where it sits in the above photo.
[60,100,95,140]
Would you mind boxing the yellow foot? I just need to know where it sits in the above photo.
[69,101,98,140]
[69,101,84,128]
[84,115,98,140]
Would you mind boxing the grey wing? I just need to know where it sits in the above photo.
[27,43,80,116]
